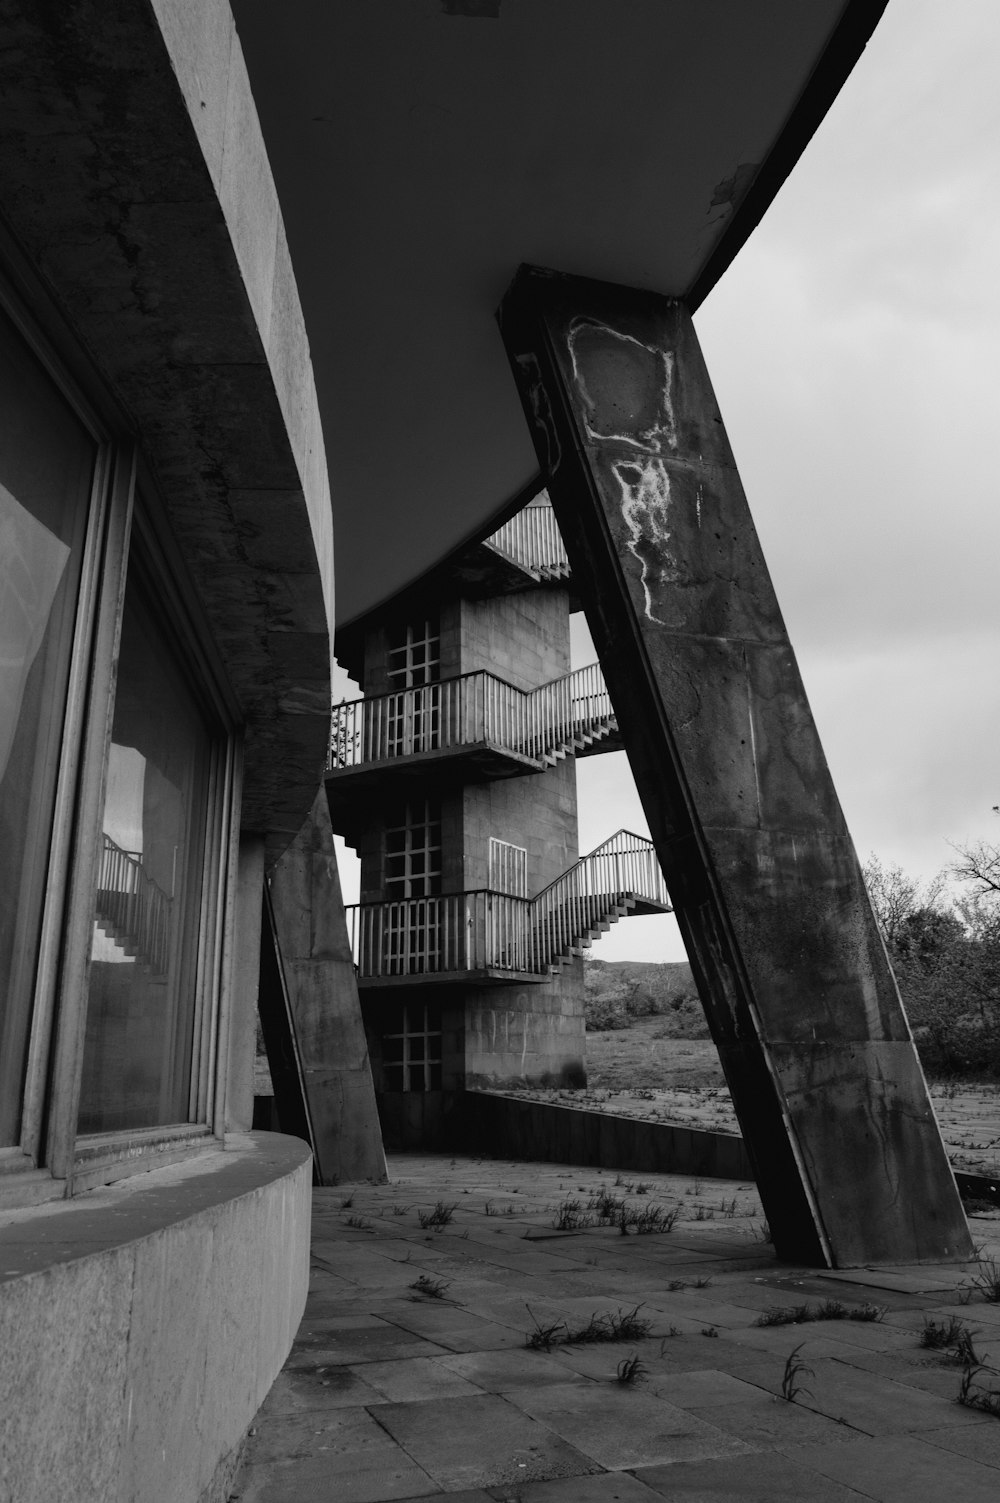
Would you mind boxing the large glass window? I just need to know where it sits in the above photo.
[0,305,94,1146]
[77,558,215,1135]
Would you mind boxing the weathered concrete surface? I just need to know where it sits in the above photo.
[498,266,971,1268]
[232,1155,1000,1502]
[0,0,334,858]
[0,1133,310,1503]
[269,789,387,1185]
[455,1090,754,1180]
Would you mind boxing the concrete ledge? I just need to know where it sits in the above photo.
[455,1091,754,1181]
[0,1133,311,1503]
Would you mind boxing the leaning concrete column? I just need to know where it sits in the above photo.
[267,787,387,1185]
[499,266,969,1266]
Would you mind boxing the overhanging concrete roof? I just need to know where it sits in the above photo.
[233,0,888,626]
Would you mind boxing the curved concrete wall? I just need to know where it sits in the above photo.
[0,1134,311,1503]
[0,0,335,855]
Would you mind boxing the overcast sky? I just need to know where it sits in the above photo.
[336,0,1000,965]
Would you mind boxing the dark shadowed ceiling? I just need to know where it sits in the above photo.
[232,0,885,625]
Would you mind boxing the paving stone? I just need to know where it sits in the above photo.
[502,1380,756,1468]
[355,1356,484,1402]
[245,1406,395,1464]
[633,1449,870,1500]
[441,1348,590,1392]
[234,1449,438,1502]
[684,1396,867,1448]
[919,1422,1000,1468]
[783,1435,1000,1501]
[371,1392,601,1491]
[285,1322,449,1366]
[257,1367,387,1415]
[648,1368,776,1408]
[485,1471,664,1501]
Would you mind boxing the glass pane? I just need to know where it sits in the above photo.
[77,568,213,1134]
[0,306,94,1145]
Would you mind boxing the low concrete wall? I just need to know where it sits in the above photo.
[454,1091,754,1181]
[0,1133,311,1503]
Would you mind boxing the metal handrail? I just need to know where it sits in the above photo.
[328,661,615,771]
[94,833,172,974]
[345,830,670,979]
[485,501,569,579]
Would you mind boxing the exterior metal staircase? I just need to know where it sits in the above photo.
[328,661,619,775]
[483,501,570,582]
[94,834,171,974]
[346,830,670,983]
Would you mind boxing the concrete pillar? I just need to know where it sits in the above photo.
[268,787,387,1185]
[498,266,970,1266]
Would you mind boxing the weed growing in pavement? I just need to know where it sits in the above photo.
[971,1261,1000,1303]
[957,1359,1000,1418]
[756,1301,884,1328]
[390,1204,410,1216]
[339,1194,355,1209]
[757,1304,884,1328]
[484,1201,498,1216]
[701,1326,719,1338]
[752,1221,772,1243]
[659,1330,682,1351]
[921,1316,980,1364]
[409,1275,450,1300]
[635,1182,652,1195]
[344,1214,372,1231]
[719,1196,739,1218]
[693,1276,713,1289]
[616,1353,647,1385]
[552,1198,595,1232]
[781,1344,814,1403]
[525,1308,567,1351]
[526,1303,653,1352]
[417,1201,457,1229]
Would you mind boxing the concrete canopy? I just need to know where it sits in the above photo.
[232,0,888,626]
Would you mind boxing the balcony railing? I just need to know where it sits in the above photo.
[485,500,569,580]
[328,661,614,772]
[346,830,670,980]
[95,834,172,974]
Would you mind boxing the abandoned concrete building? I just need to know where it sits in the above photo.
[0,2,974,1500]
[327,494,669,1149]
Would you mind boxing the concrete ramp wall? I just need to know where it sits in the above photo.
[454,1091,754,1181]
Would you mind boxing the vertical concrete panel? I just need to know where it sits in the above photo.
[269,789,387,1184]
[499,266,970,1267]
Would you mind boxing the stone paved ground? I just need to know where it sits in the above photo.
[232,1155,1000,1502]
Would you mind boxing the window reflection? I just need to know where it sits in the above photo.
[77,571,213,1134]
[0,306,92,1146]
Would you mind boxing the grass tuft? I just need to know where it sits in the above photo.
[524,1307,566,1351]
[922,1316,980,1364]
[616,1353,646,1384]
[757,1300,884,1328]
[409,1274,450,1300]
[781,1343,814,1404]
[552,1198,595,1232]
[971,1261,1000,1303]
[957,1358,1000,1418]
[417,1201,457,1229]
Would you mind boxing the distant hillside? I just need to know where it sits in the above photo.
[583,957,708,1038]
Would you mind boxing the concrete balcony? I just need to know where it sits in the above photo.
[347,831,671,991]
[327,662,622,836]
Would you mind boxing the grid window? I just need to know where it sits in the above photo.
[386,618,440,688]
[381,1002,442,1093]
[385,618,441,757]
[383,800,443,974]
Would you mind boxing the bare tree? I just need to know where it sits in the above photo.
[948,840,1000,901]
[861,854,945,946]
